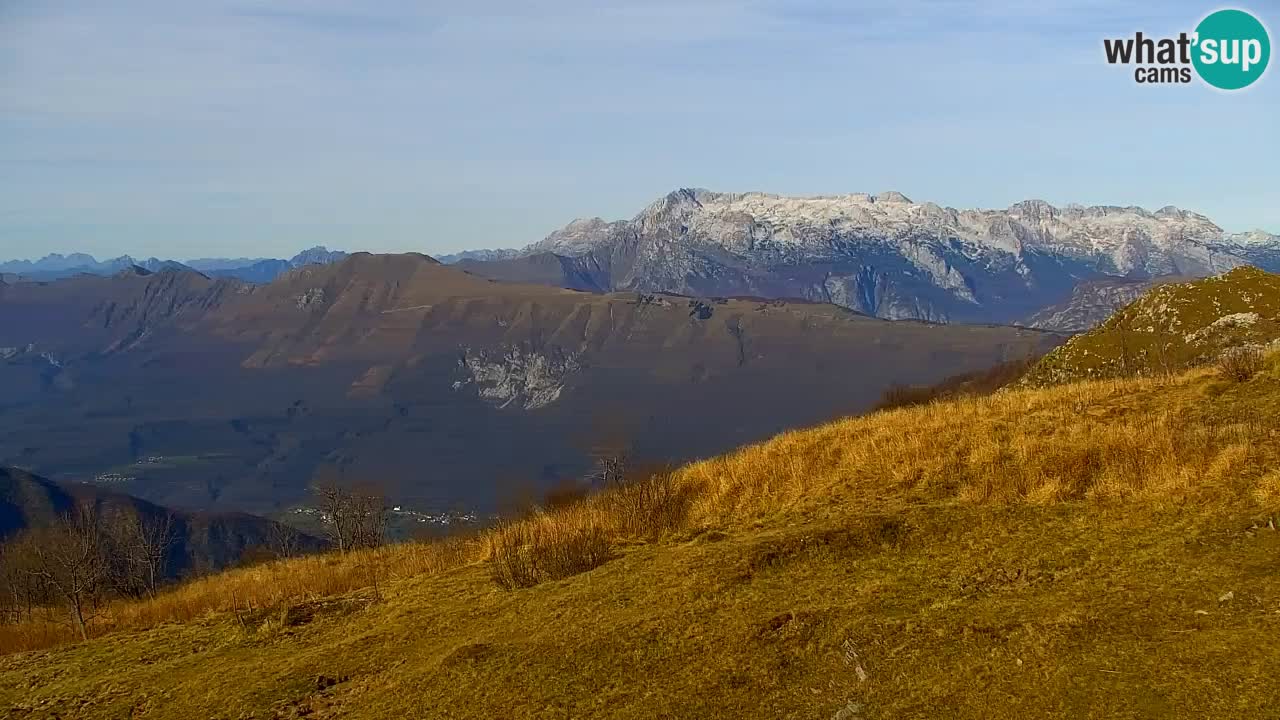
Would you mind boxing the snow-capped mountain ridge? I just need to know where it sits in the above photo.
[532,189,1250,269]
[1224,230,1280,247]
[472,188,1279,324]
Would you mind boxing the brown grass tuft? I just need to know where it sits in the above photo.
[488,520,612,590]
[597,467,694,540]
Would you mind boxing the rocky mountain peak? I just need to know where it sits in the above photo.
[1008,199,1057,221]
[874,191,913,204]
[640,188,709,221]
[564,217,610,231]
[289,246,348,267]
[115,265,154,278]
[42,252,97,270]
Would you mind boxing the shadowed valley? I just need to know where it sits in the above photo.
[0,254,1059,519]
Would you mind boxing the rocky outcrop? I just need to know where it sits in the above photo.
[454,344,582,410]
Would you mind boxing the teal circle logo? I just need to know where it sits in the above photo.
[1192,9,1270,90]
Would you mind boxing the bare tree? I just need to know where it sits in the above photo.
[110,509,176,598]
[266,521,304,560]
[314,483,355,553]
[312,483,387,553]
[591,453,629,488]
[350,490,388,551]
[22,504,109,640]
[0,539,47,624]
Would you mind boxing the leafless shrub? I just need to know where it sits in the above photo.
[1150,336,1180,379]
[488,523,537,590]
[1219,346,1264,382]
[599,466,693,540]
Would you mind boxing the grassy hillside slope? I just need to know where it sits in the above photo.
[6,355,1280,718]
[1025,266,1280,385]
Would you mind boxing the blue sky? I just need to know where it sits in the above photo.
[1,0,1277,261]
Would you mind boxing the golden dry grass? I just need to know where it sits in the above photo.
[0,534,482,654]
[5,354,1280,658]
[682,366,1280,521]
[6,355,1280,718]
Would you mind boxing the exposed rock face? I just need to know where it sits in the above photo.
[455,344,582,410]
[460,189,1280,324]
[295,288,326,310]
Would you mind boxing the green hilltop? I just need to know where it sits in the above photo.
[1025,266,1280,385]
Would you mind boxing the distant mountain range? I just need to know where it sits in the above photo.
[0,247,347,283]
[435,248,521,264]
[446,189,1280,326]
[0,253,1058,517]
[17,190,1276,331]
